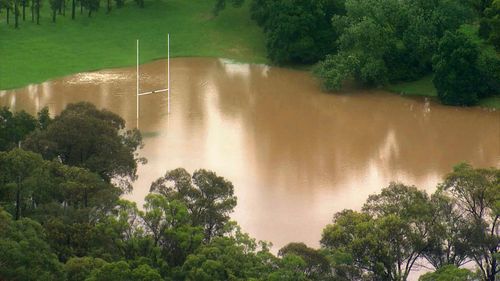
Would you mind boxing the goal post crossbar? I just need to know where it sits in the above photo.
[136,34,171,128]
[138,88,168,96]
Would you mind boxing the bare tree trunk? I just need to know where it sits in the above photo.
[31,0,34,22]
[22,0,26,20]
[36,0,40,24]
[14,0,19,28]
[52,8,56,22]
[6,7,10,25]
[71,0,75,19]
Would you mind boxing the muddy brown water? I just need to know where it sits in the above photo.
[1,58,499,251]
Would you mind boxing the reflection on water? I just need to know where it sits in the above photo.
[1,58,499,251]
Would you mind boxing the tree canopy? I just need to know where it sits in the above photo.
[25,102,145,192]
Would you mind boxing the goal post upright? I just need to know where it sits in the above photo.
[136,39,140,129]
[136,35,170,129]
[168,33,171,115]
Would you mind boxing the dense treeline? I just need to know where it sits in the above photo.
[0,0,144,27]
[0,104,499,280]
[218,0,500,106]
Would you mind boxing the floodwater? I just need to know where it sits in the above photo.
[1,58,499,251]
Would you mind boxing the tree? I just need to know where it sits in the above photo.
[13,0,18,27]
[314,16,394,90]
[321,184,436,281]
[86,261,163,281]
[35,0,40,24]
[0,209,64,281]
[21,0,25,20]
[278,242,332,280]
[0,107,37,151]
[440,163,499,281]
[0,0,13,25]
[212,0,244,16]
[0,149,44,220]
[49,0,62,22]
[258,0,338,64]
[141,193,203,266]
[267,254,308,281]
[181,229,275,281]
[315,0,472,90]
[362,183,434,280]
[90,199,144,259]
[25,102,145,192]
[432,31,485,106]
[113,0,123,7]
[419,265,479,281]
[65,257,107,281]
[480,0,500,49]
[0,148,122,260]
[82,0,99,17]
[150,168,237,242]
[30,0,34,21]
[424,192,470,269]
[321,210,376,279]
[71,0,76,18]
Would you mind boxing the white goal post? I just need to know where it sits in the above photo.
[136,34,171,128]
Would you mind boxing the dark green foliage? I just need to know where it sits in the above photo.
[0,148,45,220]
[85,261,163,281]
[181,230,275,281]
[477,48,500,97]
[113,0,124,8]
[213,0,244,15]
[0,148,122,260]
[0,209,64,281]
[150,168,237,242]
[251,0,339,65]
[81,0,99,16]
[65,257,107,281]
[49,0,63,22]
[432,31,484,106]
[267,254,309,281]
[278,242,332,280]
[0,107,37,151]
[25,102,145,192]
[0,0,13,25]
[141,194,204,267]
[247,0,344,64]
[315,0,473,90]
[479,0,500,49]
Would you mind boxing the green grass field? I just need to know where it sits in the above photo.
[1,6,499,109]
[0,0,267,90]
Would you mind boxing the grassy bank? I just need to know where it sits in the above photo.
[386,75,437,97]
[0,0,267,90]
[387,76,500,110]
